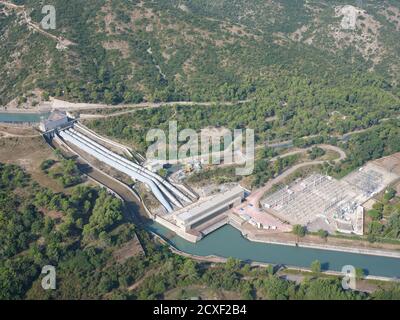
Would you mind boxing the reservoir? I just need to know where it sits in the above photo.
[148,223,400,278]
[0,112,49,123]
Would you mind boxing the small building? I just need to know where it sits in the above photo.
[145,161,164,173]
[39,110,69,132]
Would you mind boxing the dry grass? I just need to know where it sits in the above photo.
[0,135,65,192]
[113,235,144,263]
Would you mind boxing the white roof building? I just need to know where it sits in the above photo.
[39,110,69,132]
[175,186,245,231]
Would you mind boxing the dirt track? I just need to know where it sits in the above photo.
[0,130,40,138]
[268,144,347,162]
[58,98,253,115]
[0,1,75,48]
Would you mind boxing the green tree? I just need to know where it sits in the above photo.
[371,284,400,300]
[263,276,290,300]
[293,225,307,238]
[311,260,321,274]
[384,188,396,201]
[225,257,241,272]
[180,259,199,282]
[355,268,365,280]
[318,229,329,240]
[83,190,123,240]
[368,209,382,221]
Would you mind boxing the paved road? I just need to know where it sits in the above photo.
[75,99,253,117]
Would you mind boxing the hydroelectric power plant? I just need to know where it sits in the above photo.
[40,111,246,242]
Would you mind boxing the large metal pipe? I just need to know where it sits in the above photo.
[60,130,174,212]
[69,127,191,204]
[74,123,133,157]
[71,126,193,203]
[59,130,174,212]
[67,128,183,208]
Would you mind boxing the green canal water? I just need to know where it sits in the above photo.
[148,223,400,278]
[0,112,49,123]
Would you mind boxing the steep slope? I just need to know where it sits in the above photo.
[0,0,400,106]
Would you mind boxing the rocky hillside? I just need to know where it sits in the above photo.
[1,0,400,105]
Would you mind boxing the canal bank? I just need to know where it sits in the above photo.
[151,229,399,283]
[241,230,400,259]
[147,222,400,278]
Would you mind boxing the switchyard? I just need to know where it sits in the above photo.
[261,163,399,235]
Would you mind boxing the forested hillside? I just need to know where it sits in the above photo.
[1,0,400,105]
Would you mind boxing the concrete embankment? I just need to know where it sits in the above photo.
[149,231,226,263]
[236,227,400,259]
[149,229,400,283]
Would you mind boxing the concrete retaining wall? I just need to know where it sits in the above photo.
[154,216,200,243]
[235,226,400,258]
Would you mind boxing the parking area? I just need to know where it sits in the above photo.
[232,201,292,232]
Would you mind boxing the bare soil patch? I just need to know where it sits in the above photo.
[113,235,144,263]
[0,135,64,192]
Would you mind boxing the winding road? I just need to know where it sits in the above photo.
[70,99,253,117]
[0,1,75,48]
[268,144,346,163]
[265,115,400,149]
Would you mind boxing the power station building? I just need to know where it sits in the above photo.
[175,186,245,232]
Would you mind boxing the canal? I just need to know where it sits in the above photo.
[0,112,49,123]
[148,223,400,278]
